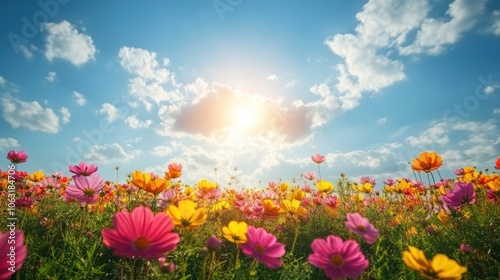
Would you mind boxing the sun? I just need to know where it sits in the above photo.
[229,101,264,133]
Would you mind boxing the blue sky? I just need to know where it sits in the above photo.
[1,0,500,188]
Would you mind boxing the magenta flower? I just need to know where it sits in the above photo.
[65,174,104,204]
[101,206,180,259]
[6,150,28,164]
[69,162,98,176]
[384,178,395,186]
[442,182,476,210]
[204,235,222,251]
[311,153,326,164]
[0,230,27,279]
[239,226,286,269]
[345,212,380,244]
[308,235,369,279]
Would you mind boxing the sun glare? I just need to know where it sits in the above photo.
[230,102,263,133]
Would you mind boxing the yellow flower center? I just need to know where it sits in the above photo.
[256,245,265,253]
[330,254,344,266]
[134,237,150,250]
[357,225,366,232]
[83,189,95,196]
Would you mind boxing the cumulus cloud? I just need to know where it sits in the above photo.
[0,138,20,150]
[399,0,487,55]
[60,107,70,124]
[43,20,96,66]
[73,91,86,106]
[118,46,181,111]
[99,103,119,122]
[1,96,60,133]
[84,143,140,163]
[124,115,152,128]
[151,145,172,157]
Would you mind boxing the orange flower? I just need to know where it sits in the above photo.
[411,151,443,173]
[165,163,182,179]
[131,171,169,194]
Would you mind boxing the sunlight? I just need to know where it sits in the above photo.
[230,102,263,132]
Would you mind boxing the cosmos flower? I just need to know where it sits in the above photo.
[239,226,286,269]
[303,171,316,181]
[0,230,27,279]
[69,162,98,176]
[403,246,467,279]
[308,235,369,279]
[441,182,476,210]
[101,206,180,259]
[411,151,443,173]
[316,180,334,193]
[6,150,28,164]
[165,162,182,179]
[166,200,207,230]
[131,170,169,194]
[345,212,380,244]
[65,173,104,204]
[311,153,326,164]
[222,221,248,244]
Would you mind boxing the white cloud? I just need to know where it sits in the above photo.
[1,97,60,133]
[124,115,152,128]
[399,0,487,55]
[60,107,71,124]
[267,74,278,81]
[487,10,500,36]
[0,76,5,86]
[43,20,96,66]
[406,121,450,147]
[73,137,81,142]
[484,85,499,94]
[185,77,210,103]
[84,143,140,163]
[493,108,500,114]
[19,44,33,59]
[0,138,20,150]
[285,80,296,88]
[73,91,86,106]
[151,145,172,157]
[46,72,57,82]
[376,117,387,125]
[118,47,169,82]
[99,103,119,122]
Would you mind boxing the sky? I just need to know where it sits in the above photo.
[1,0,500,189]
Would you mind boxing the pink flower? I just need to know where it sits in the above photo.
[158,257,176,273]
[460,243,472,253]
[69,162,98,176]
[384,178,395,186]
[345,213,380,244]
[304,171,316,181]
[101,206,180,259]
[239,226,286,269]
[308,235,369,279]
[311,153,326,164]
[442,182,476,210]
[204,235,222,251]
[0,230,27,279]
[6,150,28,164]
[65,174,104,204]
[359,176,376,186]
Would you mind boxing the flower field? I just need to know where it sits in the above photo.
[1,151,500,279]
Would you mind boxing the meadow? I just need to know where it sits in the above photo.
[1,151,499,280]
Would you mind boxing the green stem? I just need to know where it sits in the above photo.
[289,223,300,256]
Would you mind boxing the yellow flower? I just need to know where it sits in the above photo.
[406,226,418,237]
[403,246,467,279]
[358,182,373,194]
[316,180,334,193]
[211,200,230,212]
[487,176,500,191]
[262,199,280,216]
[293,189,306,200]
[166,200,207,229]
[411,151,443,173]
[279,182,289,192]
[28,170,46,182]
[437,211,450,224]
[222,221,248,244]
[279,199,308,217]
[197,179,217,193]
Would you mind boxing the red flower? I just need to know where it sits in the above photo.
[495,157,500,169]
